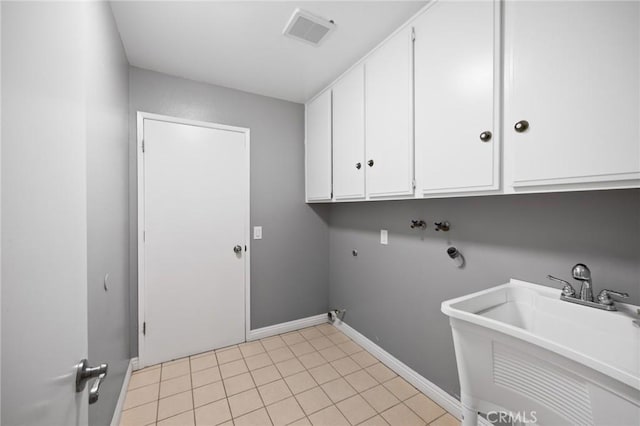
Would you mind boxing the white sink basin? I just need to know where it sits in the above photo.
[442,279,640,426]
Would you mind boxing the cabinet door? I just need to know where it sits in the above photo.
[305,90,332,201]
[505,1,640,187]
[365,26,414,198]
[414,0,498,194]
[333,65,365,200]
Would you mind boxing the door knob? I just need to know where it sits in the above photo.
[233,245,242,254]
[367,160,374,167]
[479,131,492,142]
[355,162,362,170]
[514,120,529,133]
[76,359,108,392]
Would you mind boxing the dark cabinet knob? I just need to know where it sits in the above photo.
[514,120,529,133]
[479,131,492,142]
[356,162,362,170]
[367,160,374,167]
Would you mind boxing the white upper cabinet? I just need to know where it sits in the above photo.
[414,0,499,195]
[333,65,366,200]
[365,26,414,198]
[305,90,332,201]
[504,0,640,189]
[304,0,639,204]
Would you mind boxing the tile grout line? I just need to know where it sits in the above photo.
[404,394,446,424]
[218,352,236,426]
[188,356,196,426]
[276,327,363,424]
[332,385,379,426]
[309,327,402,424]
[292,330,354,419]
[265,356,306,425]
[281,361,321,421]
[243,347,273,425]
[301,384,334,419]
[155,364,163,424]
[352,375,442,425]
[308,325,373,425]
[428,411,450,425]
[262,327,340,424]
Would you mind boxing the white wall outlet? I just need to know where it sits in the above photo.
[380,229,388,245]
[253,226,262,240]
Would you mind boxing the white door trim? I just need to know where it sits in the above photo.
[136,111,251,368]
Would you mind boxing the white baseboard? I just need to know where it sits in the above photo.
[131,357,139,372]
[110,358,134,426]
[332,319,491,426]
[246,313,328,341]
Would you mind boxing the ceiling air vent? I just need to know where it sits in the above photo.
[283,8,336,47]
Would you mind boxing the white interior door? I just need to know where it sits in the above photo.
[2,2,90,425]
[141,116,249,367]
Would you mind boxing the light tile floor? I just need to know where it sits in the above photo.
[120,324,460,426]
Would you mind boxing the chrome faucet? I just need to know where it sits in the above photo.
[572,263,593,302]
[548,263,629,311]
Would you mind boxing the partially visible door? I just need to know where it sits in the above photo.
[3,2,90,425]
[333,64,366,200]
[140,116,249,367]
[414,0,498,194]
[365,26,414,198]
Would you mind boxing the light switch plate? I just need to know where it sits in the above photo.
[253,226,262,240]
[380,229,388,245]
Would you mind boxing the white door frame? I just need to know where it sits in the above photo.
[136,111,251,368]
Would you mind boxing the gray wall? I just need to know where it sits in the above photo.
[86,3,130,425]
[328,189,640,399]
[128,67,330,355]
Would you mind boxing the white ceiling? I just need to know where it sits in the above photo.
[110,1,426,103]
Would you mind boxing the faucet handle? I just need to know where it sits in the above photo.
[597,289,629,306]
[547,275,576,298]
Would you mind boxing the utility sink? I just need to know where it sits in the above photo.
[442,279,640,426]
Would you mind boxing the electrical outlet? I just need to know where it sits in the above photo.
[380,229,388,245]
[253,226,262,240]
